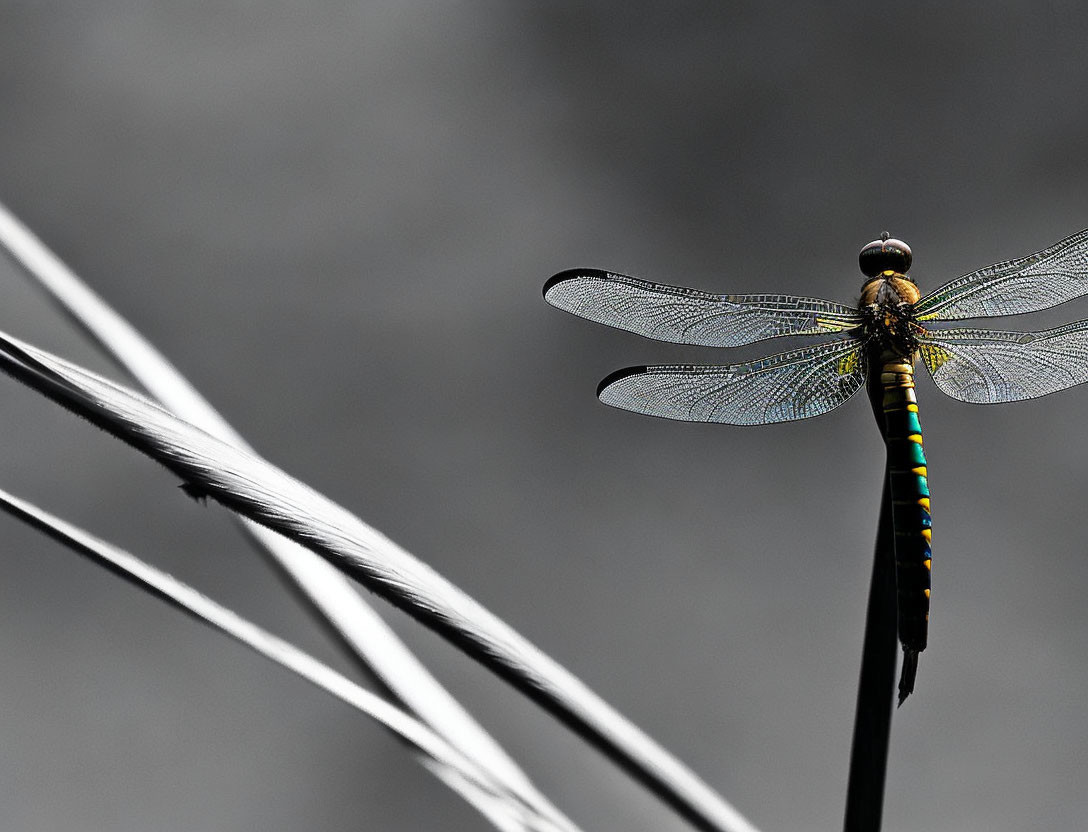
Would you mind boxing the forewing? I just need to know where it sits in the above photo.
[914,228,1088,321]
[919,320,1088,403]
[596,338,866,424]
[544,268,861,347]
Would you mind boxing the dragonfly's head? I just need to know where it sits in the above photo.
[859,232,913,282]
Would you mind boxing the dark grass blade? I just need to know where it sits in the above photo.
[842,462,897,832]
[842,371,899,831]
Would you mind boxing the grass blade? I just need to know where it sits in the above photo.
[0,486,567,831]
[0,328,760,832]
[0,200,567,827]
[842,464,896,831]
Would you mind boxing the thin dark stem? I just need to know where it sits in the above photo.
[843,463,897,831]
[843,372,899,831]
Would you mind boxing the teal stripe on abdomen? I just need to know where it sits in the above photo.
[880,358,932,704]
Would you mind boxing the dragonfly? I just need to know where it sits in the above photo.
[544,228,1088,704]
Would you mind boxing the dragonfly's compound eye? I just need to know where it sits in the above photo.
[859,235,913,277]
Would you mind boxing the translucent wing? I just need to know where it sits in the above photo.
[919,320,1088,403]
[597,338,866,424]
[544,268,861,347]
[914,228,1088,321]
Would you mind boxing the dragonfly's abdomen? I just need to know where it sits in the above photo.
[880,356,932,704]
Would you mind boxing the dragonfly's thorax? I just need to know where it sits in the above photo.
[859,273,924,355]
[859,272,921,306]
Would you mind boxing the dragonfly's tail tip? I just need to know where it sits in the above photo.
[897,648,919,707]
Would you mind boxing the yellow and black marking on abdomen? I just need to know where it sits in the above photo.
[880,356,932,705]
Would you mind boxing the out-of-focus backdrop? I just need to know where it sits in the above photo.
[0,5,1086,831]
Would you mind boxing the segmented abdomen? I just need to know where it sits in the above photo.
[881,358,933,665]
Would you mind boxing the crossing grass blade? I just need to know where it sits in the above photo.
[0,328,761,832]
[0,201,571,830]
[0,485,569,832]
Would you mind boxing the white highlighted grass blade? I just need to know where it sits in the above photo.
[0,200,558,825]
[0,329,759,832]
[0,486,564,832]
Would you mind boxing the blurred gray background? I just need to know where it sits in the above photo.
[0,4,1085,831]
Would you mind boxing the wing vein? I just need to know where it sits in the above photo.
[597,338,866,424]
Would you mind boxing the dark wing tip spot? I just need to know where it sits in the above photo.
[543,268,605,300]
[597,365,649,399]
